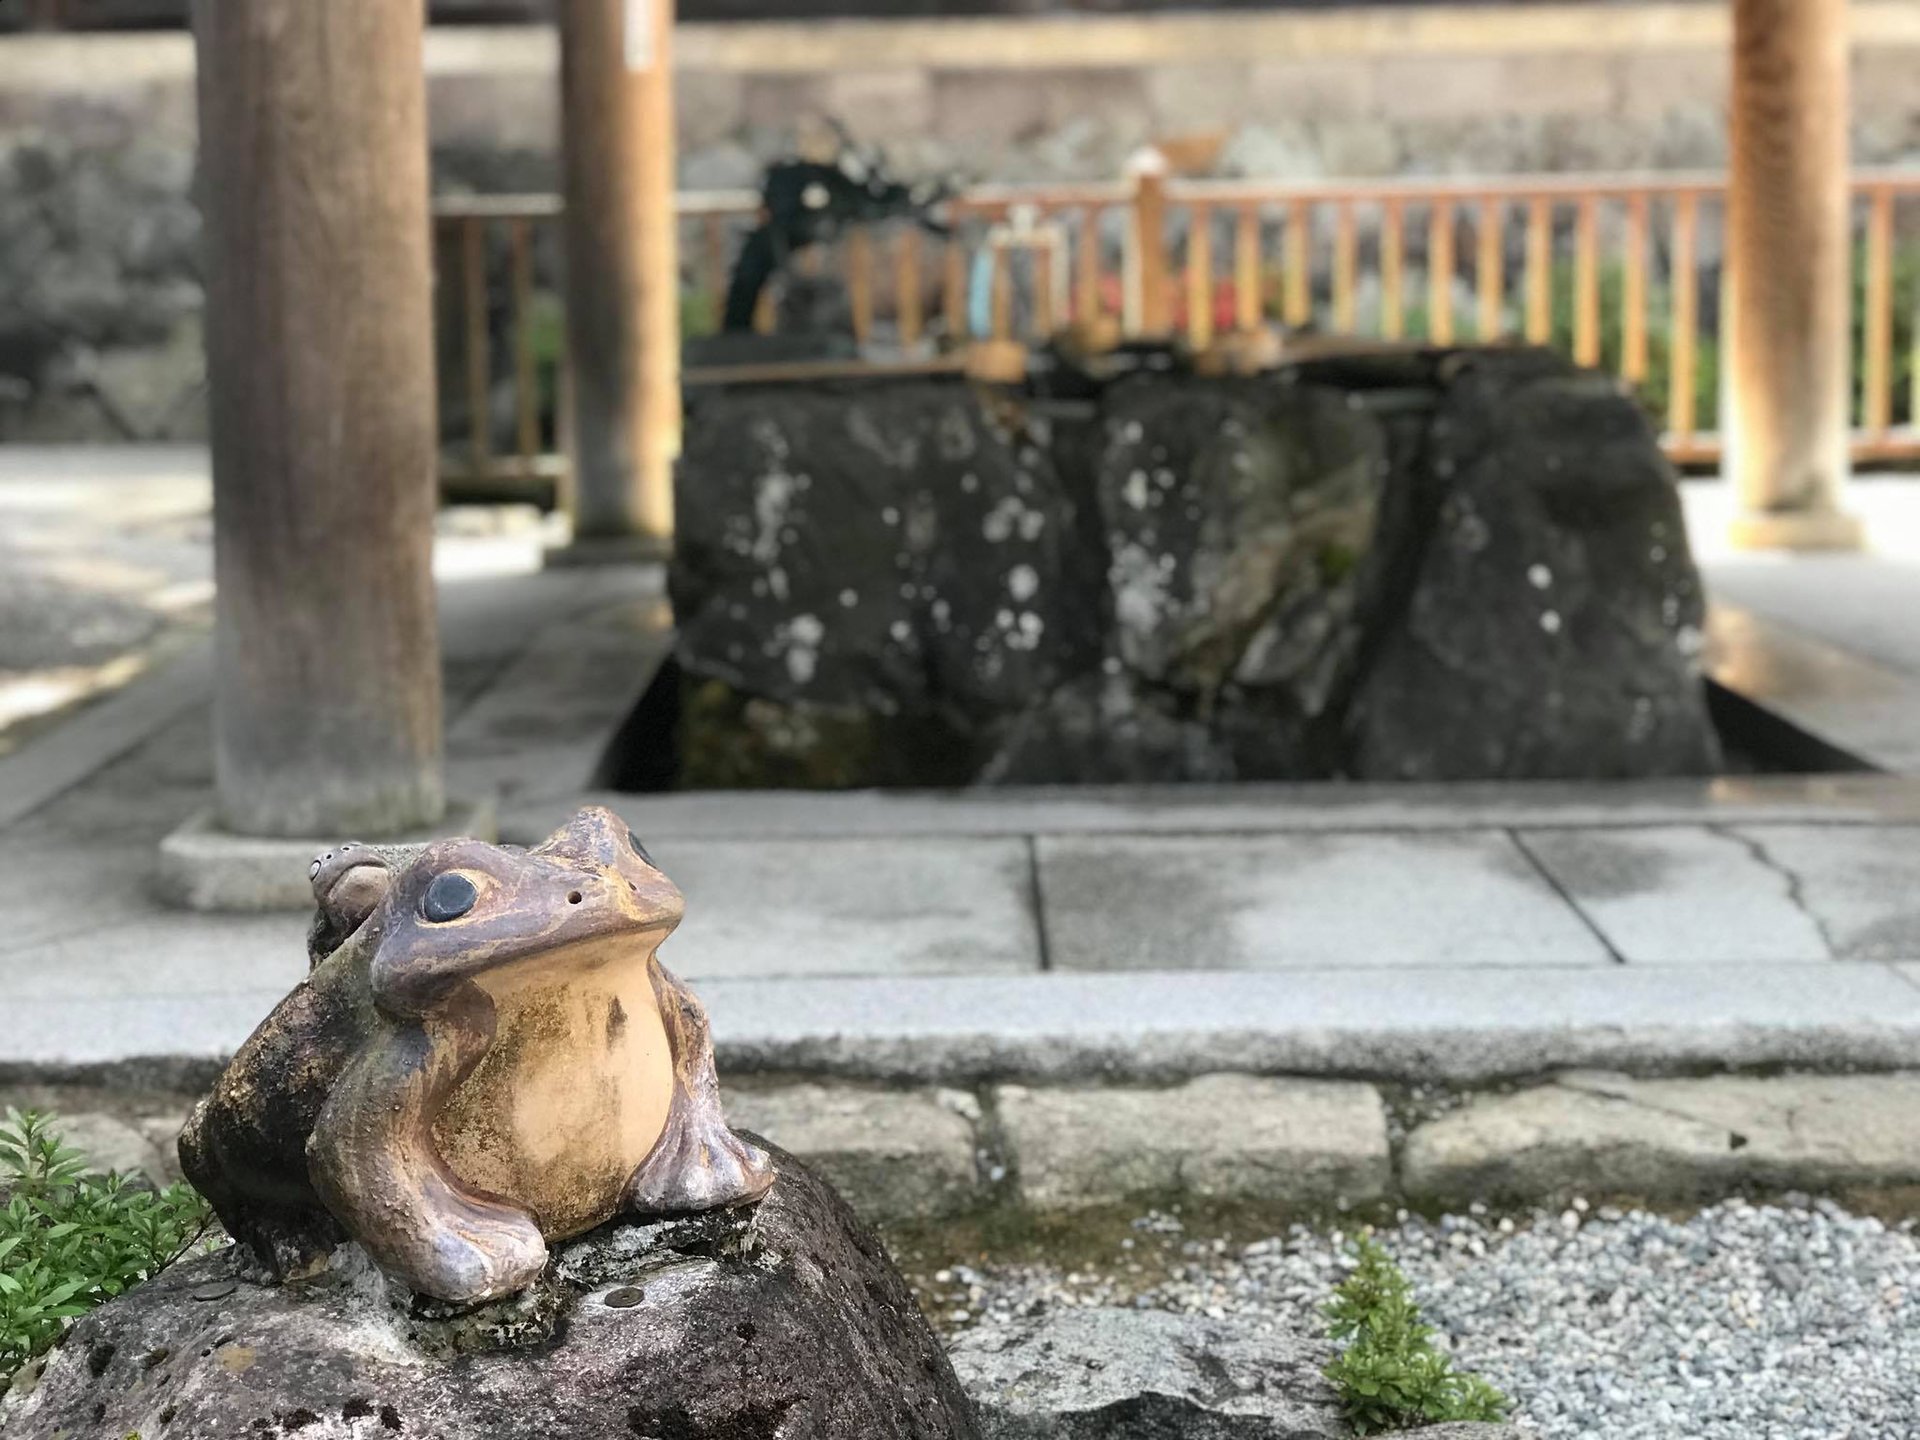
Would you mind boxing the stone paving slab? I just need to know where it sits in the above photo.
[504,773,1920,845]
[1037,831,1612,971]
[654,836,1043,978]
[995,1074,1390,1212]
[1704,602,1920,773]
[0,913,306,1003]
[1727,824,1920,960]
[1516,825,1832,964]
[1402,1071,1920,1204]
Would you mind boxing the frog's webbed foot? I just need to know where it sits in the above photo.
[625,963,776,1215]
[307,989,546,1306]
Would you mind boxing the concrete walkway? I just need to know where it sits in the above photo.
[6,452,1920,1088]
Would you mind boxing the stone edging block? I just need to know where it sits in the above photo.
[722,1083,983,1223]
[994,1074,1393,1212]
[1402,1070,1920,1204]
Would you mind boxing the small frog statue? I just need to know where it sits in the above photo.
[179,807,775,1306]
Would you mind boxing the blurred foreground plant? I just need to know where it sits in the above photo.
[0,1109,212,1387]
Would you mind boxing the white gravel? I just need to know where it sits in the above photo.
[939,1198,1920,1439]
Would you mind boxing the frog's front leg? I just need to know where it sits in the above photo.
[307,986,546,1306]
[625,961,777,1214]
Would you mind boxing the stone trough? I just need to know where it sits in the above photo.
[633,342,1721,790]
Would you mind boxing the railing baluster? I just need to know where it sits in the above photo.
[846,228,875,344]
[1235,205,1262,331]
[1574,195,1601,367]
[945,234,969,340]
[896,227,924,347]
[1428,199,1455,344]
[991,242,1014,340]
[1334,201,1357,334]
[1187,202,1214,348]
[1077,207,1102,324]
[1623,193,1650,384]
[1526,197,1553,345]
[1865,186,1894,435]
[462,216,491,473]
[1382,199,1405,340]
[1285,198,1311,328]
[1669,191,1699,443]
[702,214,726,334]
[1911,282,1920,431]
[1034,231,1059,338]
[1477,197,1503,341]
[509,217,539,468]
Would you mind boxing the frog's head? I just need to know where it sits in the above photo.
[309,842,401,967]
[353,807,684,1017]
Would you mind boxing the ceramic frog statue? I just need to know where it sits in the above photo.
[179,807,774,1306]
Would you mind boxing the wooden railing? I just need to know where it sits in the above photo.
[434,167,1920,499]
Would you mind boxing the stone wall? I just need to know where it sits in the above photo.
[3,10,1918,441]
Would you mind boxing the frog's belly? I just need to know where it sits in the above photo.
[433,950,674,1240]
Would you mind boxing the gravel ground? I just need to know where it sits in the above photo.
[935,1198,1920,1440]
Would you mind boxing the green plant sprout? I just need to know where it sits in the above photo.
[1323,1237,1510,1435]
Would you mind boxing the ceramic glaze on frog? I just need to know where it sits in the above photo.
[179,807,774,1306]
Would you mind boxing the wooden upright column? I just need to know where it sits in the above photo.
[193,0,445,838]
[1725,0,1862,550]
[558,0,679,548]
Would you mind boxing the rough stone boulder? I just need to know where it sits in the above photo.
[949,1306,1523,1440]
[670,379,1101,786]
[2,1142,979,1440]
[1349,350,1719,779]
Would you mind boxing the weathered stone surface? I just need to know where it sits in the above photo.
[951,1306,1346,1438]
[996,1075,1391,1212]
[1402,1071,1920,1204]
[950,1305,1526,1440]
[665,347,1717,788]
[1094,374,1386,700]
[724,1083,984,1221]
[2,1142,981,1440]
[671,380,1102,787]
[1349,351,1719,780]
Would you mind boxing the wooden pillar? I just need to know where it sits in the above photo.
[193,0,444,838]
[1724,0,1861,550]
[558,0,679,548]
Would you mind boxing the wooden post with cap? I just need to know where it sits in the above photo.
[1724,0,1861,550]
[556,0,680,555]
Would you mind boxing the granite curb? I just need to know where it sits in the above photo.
[13,1070,1919,1227]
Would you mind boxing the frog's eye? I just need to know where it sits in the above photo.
[628,831,653,866]
[422,872,479,923]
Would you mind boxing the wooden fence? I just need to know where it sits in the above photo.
[434,167,1920,498]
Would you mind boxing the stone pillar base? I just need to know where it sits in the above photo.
[1728,508,1865,553]
[156,795,497,913]
[545,533,674,568]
